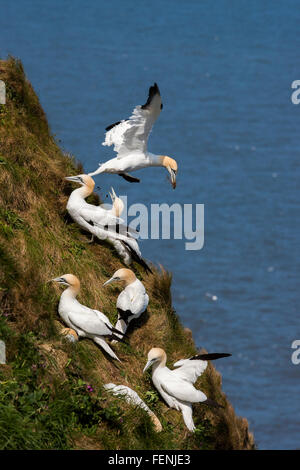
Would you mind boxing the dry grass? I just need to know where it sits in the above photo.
[0,57,254,450]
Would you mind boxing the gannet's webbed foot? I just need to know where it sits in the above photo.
[119,173,140,183]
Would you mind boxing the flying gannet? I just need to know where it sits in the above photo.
[89,83,178,189]
[51,274,126,361]
[143,348,231,432]
[103,268,149,340]
[65,174,151,272]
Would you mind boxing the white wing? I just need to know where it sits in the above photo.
[172,357,208,384]
[116,289,132,311]
[79,206,122,227]
[117,288,149,316]
[103,83,163,158]
[68,308,112,337]
[128,292,149,316]
[72,214,150,272]
[161,374,204,403]
[172,353,231,385]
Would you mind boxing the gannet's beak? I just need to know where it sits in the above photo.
[143,359,154,373]
[103,276,115,287]
[65,176,81,183]
[167,168,177,189]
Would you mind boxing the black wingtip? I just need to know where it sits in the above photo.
[106,119,130,132]
[190,353,232,361]
[119,173,140,183]
[105,120,122,132]
[121,240,153,274]
[105,322,128,338]
[141,83,162,110]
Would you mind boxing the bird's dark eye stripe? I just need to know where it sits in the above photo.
[60,277,66,283]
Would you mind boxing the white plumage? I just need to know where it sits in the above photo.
[143,348,231,431]
[89,83,178,189]
[104,383,162,432]
[51,274,125,361]
[65,174,151,272]
[103,268,149,339]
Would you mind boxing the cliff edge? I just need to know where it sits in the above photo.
[0,58,254,450]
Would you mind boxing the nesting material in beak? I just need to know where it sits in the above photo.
[167,167,177,189]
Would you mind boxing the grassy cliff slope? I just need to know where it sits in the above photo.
[0,58,254,450]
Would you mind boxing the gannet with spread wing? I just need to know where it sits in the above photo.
[89,83,178,189]
[103,268,149,339]
[143,348,231,431]
[51,274,126,361]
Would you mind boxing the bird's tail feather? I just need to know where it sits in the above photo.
[88,164,103,177]
[178,402,195,432]
[105,322,128,338]
[121,240,152,273]
[93,336,121,362]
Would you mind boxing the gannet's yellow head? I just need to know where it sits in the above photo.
[143,348,167,372]
[65,174,95,191]
[51,274,80,292]
[109,187,124,217]
[103,268,136,287]
[161,156,178,189]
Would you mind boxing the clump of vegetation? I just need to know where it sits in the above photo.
[0,57,254,450]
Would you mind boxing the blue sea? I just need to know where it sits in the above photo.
[1,0,299,450]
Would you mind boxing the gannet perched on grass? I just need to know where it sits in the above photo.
[89,83,178,189]
[65,174,151,272]
[143,348,232,432]
[51,274,126,361]
[103,268,149,339]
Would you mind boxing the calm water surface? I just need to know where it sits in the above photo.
[1,0,299,449]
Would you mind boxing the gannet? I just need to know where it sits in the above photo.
[65,174,151,272]
[51,274,126,361]
[143,348,231,432]
[104,383,162,432]
[89,83,178,189]
[103,268,149,339]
